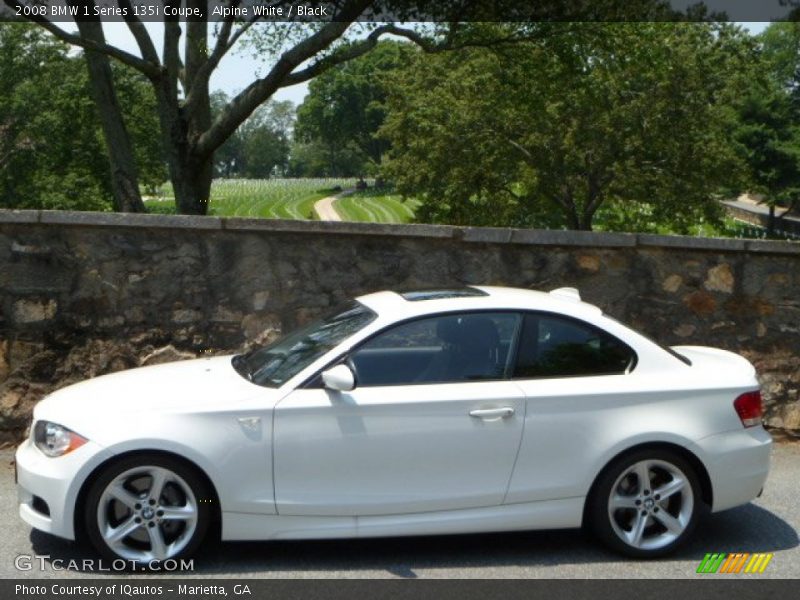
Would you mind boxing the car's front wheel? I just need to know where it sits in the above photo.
[84,454,211,565]
[588,449,703,557]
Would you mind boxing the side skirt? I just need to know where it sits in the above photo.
[221,497,584,541]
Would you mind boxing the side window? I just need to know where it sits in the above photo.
[351,312,521,386]
[513,313,635,378]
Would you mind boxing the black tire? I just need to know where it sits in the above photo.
[84,454,211,567]
[587,448,704,558]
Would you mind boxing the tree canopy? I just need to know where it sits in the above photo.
[0,24,164,211]
[295,40,416,177]
[4,0,688,214]
[730,22,800,231]
[212,93,294,179]
[381,23,756,231]
[2,9,798,235]
[759,21,800,98]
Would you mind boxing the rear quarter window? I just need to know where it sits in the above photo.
[513,312,636,378]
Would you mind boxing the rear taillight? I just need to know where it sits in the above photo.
[734,391,763,428]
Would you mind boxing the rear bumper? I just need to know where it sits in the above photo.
[696,426,772,512]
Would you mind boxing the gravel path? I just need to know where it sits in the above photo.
[313,189,354,221]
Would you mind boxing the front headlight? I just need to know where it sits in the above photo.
[33,421,88,457]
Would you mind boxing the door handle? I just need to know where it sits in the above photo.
[469,407,515,421]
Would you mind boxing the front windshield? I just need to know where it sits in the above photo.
[232,302,376,387]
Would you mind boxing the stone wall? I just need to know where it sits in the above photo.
[1,209,798,443]
[723,202,800,238]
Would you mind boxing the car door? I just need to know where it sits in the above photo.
[273,311,526,516]
[505,311,640,504]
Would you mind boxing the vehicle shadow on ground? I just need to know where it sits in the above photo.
[29,503,798,577]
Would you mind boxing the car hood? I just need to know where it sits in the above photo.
[34,356,273,429]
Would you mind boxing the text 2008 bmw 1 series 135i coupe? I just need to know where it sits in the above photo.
[16,286,771,565]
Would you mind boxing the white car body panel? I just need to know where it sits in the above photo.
[274,381,526,516]
[15,286,771,547]
[16,438,114,540]
[23,356,283,535]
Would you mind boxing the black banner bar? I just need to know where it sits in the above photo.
[4,579,800,600]
[0,0,798,24]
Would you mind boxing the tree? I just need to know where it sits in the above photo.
[4,1,685,215]
[111,62,169,196]
[731,23,800,232]
[0,24,166,210]
[2,0,453,214]
[212,94,294,178]
[381,23,754,231]
[295,40,415,176]
[240,100,294,178]
[734,87,800,233]
[0,25,109,210]
[760,21,800,99]
[286,139,366,177]
[75,18,146,212]
[210,91,244,178]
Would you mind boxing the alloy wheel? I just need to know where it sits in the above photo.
[96,466,199,562]
[607,459,694,551]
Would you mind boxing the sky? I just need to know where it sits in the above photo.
[98,21,772,108]
[100,22,311,105]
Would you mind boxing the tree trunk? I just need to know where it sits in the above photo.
[561,204,595,230]
[564,211,579,230]
[155,6,214,216]
[75,20,145,213]
[173,153,213,215]
[152,104,214,215]
[578,205,596,231]
[151,64,213,214]
[767,204,776,236]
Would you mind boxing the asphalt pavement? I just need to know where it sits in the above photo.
[0,443,797,579]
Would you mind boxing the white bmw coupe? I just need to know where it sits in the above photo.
[16,286,771,565]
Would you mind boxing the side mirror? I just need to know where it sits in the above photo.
[321,364,355,392]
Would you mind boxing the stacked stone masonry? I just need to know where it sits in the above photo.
[0,209,798,443]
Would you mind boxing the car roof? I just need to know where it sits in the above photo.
[355,286,604,321]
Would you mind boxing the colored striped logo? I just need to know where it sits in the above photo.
[696,552,773,574]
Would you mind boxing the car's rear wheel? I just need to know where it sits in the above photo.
[588,449,703,557]
[84,454,211,565]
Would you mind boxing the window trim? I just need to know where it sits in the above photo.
[510,311,638,381]
[300,309,523,389]
[601,312,691,366]
[299,308,639,389]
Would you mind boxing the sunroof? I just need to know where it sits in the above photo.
[399,287,489,302]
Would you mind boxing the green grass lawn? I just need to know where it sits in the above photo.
[143,179,782,239]
[145,178,360,220]
[334,190,421,224]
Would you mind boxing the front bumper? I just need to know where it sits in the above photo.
[696,425,772,513]
[16,436,113,540]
